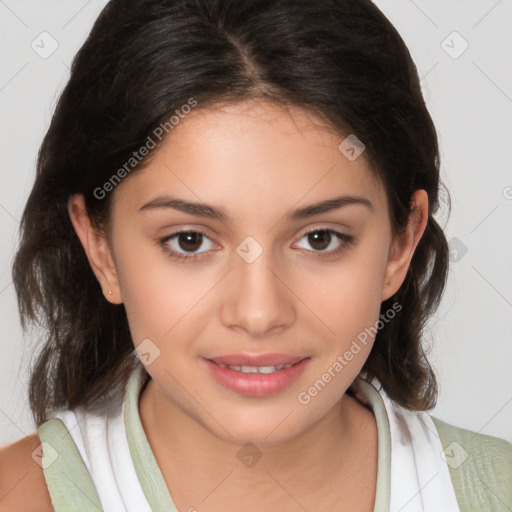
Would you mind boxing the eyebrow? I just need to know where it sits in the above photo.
[138,194,373,221]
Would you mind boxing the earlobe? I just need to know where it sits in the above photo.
[67,194,122,304]
[381,190,429,302]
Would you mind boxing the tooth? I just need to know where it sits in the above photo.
[224,364,294,374]
[258,366,277,374]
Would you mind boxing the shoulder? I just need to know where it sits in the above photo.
[431,415,512,509]
[431,415,512,460]
[0,432,53,512]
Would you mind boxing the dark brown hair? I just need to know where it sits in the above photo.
[13,0,449,426]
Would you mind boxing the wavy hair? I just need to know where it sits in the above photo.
[13,0,449,425]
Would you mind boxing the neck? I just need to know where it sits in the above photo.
[138,377,377,510]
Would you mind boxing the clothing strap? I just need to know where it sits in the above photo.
[123,368,178,511]
[432,416,512,512]
[37,418,103,512]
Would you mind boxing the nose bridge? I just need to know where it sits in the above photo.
[220,240,295,335]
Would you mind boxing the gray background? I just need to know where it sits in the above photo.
[1,0,511,445]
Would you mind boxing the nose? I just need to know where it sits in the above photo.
[219,249,296,337]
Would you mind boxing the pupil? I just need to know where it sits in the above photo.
[308,230,331,251]
[178,232,202,252]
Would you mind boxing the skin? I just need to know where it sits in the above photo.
[0,434,53,512]
[67,98,428,511]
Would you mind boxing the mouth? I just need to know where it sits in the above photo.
[201,355,311,397]
[207,358,306,374]
[207,352,308,367]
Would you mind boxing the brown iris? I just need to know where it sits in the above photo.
[307,230,333,251]
[177,232,203,252]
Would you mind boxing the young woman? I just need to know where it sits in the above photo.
[1,0,510,511]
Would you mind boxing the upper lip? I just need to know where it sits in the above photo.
[206,353,309,367]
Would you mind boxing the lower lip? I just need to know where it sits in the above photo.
[201,357,311,397]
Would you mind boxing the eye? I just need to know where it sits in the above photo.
[160,230,216,261]
[294,228,353,256]
[159,227,353,263]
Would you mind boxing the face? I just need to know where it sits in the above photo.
[73,99,424,446]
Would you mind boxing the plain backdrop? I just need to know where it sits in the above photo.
[1,0,511,446]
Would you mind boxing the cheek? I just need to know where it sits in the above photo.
[292,245,389,401]
[113,233,206,344]
[300,240,389,341]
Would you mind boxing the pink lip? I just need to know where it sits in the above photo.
[208,353,307,367]
[201,356,311,397]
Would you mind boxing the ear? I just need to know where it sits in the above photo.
[67,194,122,304]
[381,189,429,301]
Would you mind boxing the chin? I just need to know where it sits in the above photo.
[204,409,308,448]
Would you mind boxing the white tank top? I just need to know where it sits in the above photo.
[40,362,461,511]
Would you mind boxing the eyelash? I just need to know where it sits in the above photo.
[158,228,354,263]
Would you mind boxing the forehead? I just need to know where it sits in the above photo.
[112,99,386,219]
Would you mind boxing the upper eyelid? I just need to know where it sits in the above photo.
[162,221,351,237]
